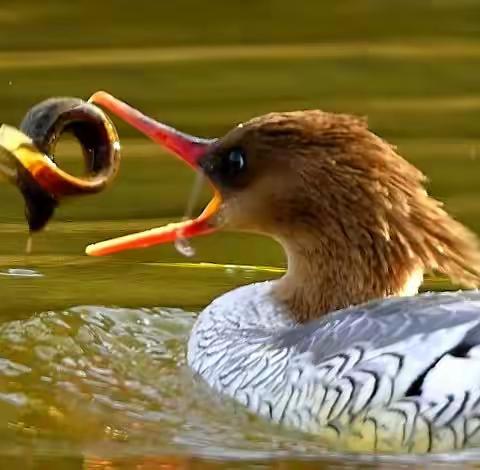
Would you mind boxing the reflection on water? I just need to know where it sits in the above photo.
[0,268,42,277]
[2,0,480,468]
[0,297,359,466]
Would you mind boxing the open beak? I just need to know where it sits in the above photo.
[85,91,222,257]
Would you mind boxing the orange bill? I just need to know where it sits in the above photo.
[89,92,212,168]
[86,92,221,256]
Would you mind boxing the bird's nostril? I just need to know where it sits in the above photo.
[199,156,216,174]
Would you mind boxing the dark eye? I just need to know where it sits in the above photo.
[225,148,246,175]
[199,147,248,188]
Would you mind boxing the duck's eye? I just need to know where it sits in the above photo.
[225,148,246,175]
[200,147,248,188]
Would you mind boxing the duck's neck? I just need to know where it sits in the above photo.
[272,236,424,323]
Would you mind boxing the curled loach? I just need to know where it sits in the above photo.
[0,97,121,232]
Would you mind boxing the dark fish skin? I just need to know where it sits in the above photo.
[2,97,120,232]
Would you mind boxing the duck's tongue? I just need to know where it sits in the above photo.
[85,92,221,257]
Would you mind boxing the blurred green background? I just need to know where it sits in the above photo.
[1,2,480,466]
[1,0,480,311]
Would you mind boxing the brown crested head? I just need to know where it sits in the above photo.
[198,110,480,321]
[85,93,480,323]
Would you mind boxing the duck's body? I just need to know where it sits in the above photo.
[189,282,480,452]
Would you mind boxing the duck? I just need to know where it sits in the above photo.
[19,91,480,453]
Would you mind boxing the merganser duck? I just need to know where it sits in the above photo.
[19,92,480,452]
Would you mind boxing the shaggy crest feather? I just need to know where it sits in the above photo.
[215,110,480,320]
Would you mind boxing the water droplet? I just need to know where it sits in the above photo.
[25,235,33,254]
[174,237,195,257]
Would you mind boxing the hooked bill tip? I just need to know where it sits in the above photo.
[85,244,98,256]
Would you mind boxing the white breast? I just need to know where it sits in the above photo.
[186,283,480,452]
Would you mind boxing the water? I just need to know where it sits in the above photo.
[2,0,480,467]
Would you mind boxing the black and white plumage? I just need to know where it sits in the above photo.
[188,282,480,452]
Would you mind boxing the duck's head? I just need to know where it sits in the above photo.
[86,92,480,322]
